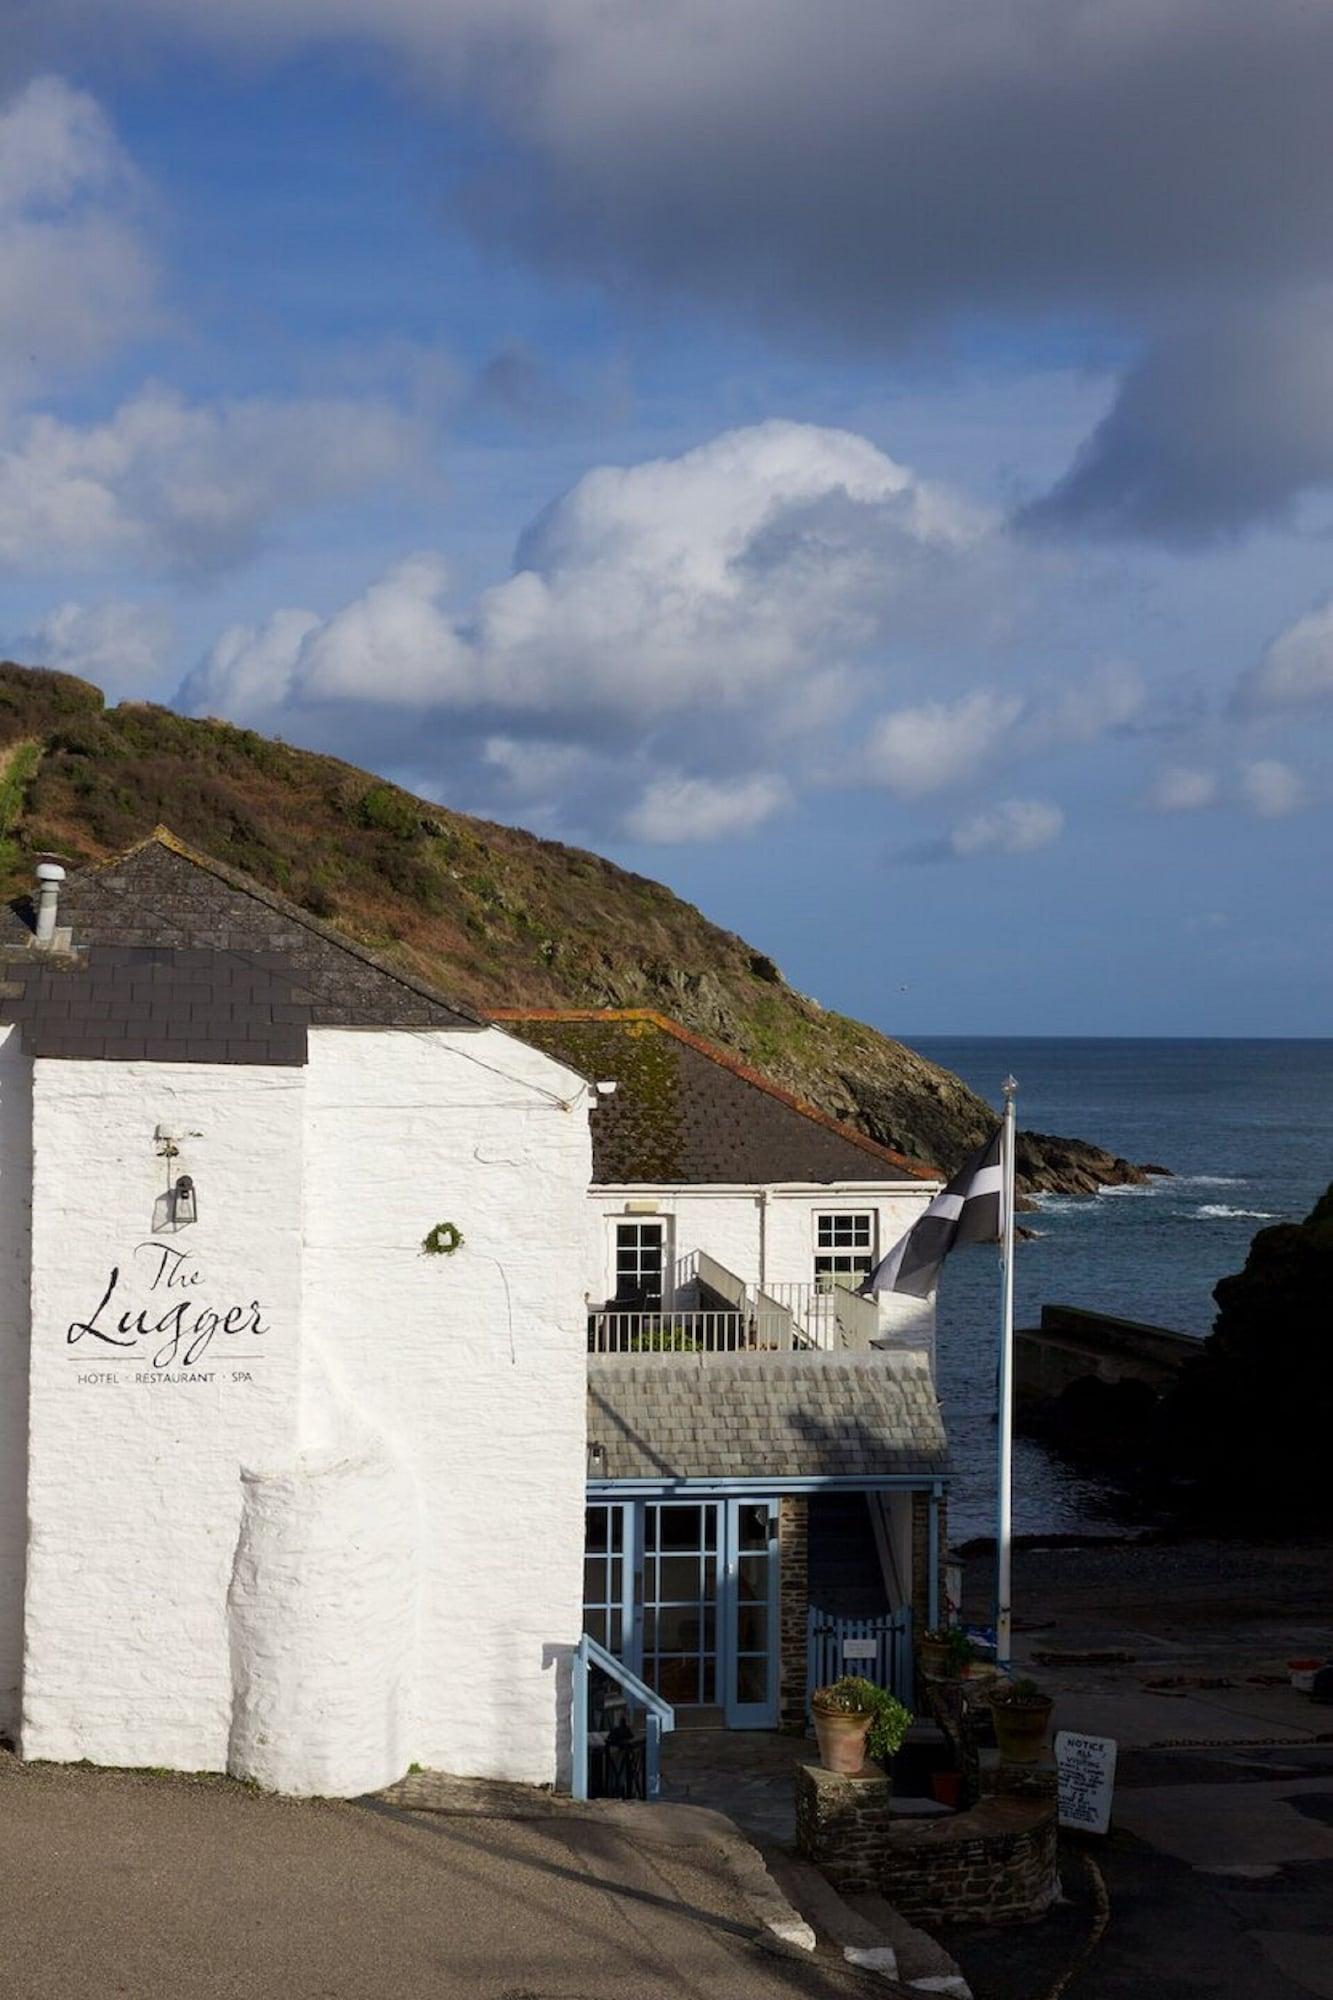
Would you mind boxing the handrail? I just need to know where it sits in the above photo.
[571,1632,675,1803]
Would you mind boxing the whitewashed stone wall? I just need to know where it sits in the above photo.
[299,1028,590,1787]
[11,1023,590,1794]
[23,1058,306,1769]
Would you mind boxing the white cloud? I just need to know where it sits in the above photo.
[947,798,1064,859]
[1147,764,1219,813]
[14,598,171,695]
[187,608,322,720]
[864,661,1143,800]
[0,384,419,575]
[1238,758,1306,819]
[482,734,598,802]
[181,419,985,729]
[623,772,784,844]
[0,77,153,396]
[1239,600,1333,712]
[864,689,1022,798]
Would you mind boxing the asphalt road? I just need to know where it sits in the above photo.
[0,1756,875,2000]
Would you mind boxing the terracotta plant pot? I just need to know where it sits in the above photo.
[812,1706,873,1774]
[990,1698,1054,1764]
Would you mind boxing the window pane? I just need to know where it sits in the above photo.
[608,1611,623,1654]
[654,1655,700,1705]
[655,1605,705,1652]
[734,1657,767,1704]
[737,1554,768,1603]
[658,1556,701,1602]
[658,1505,703,1551]
[737,1604,768,1652]
[610,1510,624,1553]
[585,1507,609,1553]
[583,1557,606,1603]
[585,1610,607,1646]
[737,1504,770,1550]
[700,1660,716,1703]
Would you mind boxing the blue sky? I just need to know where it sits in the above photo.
[2,6,1332,1036]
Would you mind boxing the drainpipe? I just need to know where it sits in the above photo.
[34,861,65,947]
[757,1188,769,1293]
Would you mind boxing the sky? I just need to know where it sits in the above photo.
[1,3,1331,1037]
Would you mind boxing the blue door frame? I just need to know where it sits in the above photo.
[583,1497,781,1728]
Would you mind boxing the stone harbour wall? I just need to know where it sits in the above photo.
[796,1761,1060,1925]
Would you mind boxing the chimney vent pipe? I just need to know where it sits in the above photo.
[34,861,65,947]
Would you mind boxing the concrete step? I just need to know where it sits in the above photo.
[763,1851,972,1996]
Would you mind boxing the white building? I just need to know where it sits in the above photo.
[496,1011,949,1735]
[0,833,952,1801]
[0,830,593,1797]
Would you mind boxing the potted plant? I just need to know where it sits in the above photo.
[987,1676,1054,1763]
[812,1677,913,1775]
[942,1628,977,1678]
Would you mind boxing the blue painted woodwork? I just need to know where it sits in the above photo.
[571,1632,675,1802]
[806,1603,915,1719]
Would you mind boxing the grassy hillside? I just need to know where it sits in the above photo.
[0,662,1146,1194]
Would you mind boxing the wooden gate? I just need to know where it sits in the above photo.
[806,1604,914,1719]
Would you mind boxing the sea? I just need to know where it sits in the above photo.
[904,1038,1333,1542]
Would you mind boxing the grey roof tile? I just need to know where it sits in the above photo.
[586,1351,947,1482]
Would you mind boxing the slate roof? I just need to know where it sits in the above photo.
[0,827,482,1063]
[586,1352,948,1482]
[0,945,310,1065]
[495,1010,936,1185]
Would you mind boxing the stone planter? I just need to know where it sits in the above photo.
[989,1698,1054,1765]
[812,1705,872,1774]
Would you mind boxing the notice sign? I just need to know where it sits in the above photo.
[841,1639,878,1661]
[1055,1730,1117,1835]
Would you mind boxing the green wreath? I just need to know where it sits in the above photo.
[422,1220,464,1257]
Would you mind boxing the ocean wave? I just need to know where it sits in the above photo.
[1176,1174,1245,1188]
[1098,1182,1161,1198]
[1195,1204,1278,1220]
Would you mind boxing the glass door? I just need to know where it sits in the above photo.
[724,1498,780,1727]
[640,1502,720,1707]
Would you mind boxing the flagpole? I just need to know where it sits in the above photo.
[996,1074,1018,1671]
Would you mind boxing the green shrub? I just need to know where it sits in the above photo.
[357,784,420,840]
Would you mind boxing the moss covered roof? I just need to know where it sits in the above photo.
[495,1010,937,1185]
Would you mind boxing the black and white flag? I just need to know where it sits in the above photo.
[861,1128,1004,1299]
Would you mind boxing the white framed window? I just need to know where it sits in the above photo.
[613,1219,666,1308]
[814,1211,875,1287]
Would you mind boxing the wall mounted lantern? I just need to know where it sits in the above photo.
[171,1174,198,1227]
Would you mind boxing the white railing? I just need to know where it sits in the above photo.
[761,1281,881,1352]
[587,1308,807,1355]
[589,1265,933,1362]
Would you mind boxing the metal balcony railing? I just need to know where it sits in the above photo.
[587,1274,893,1356]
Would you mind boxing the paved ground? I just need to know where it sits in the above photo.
[0,1754,880,2000]
[948,1534,1333,2000]
[663,1727,809,1844]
